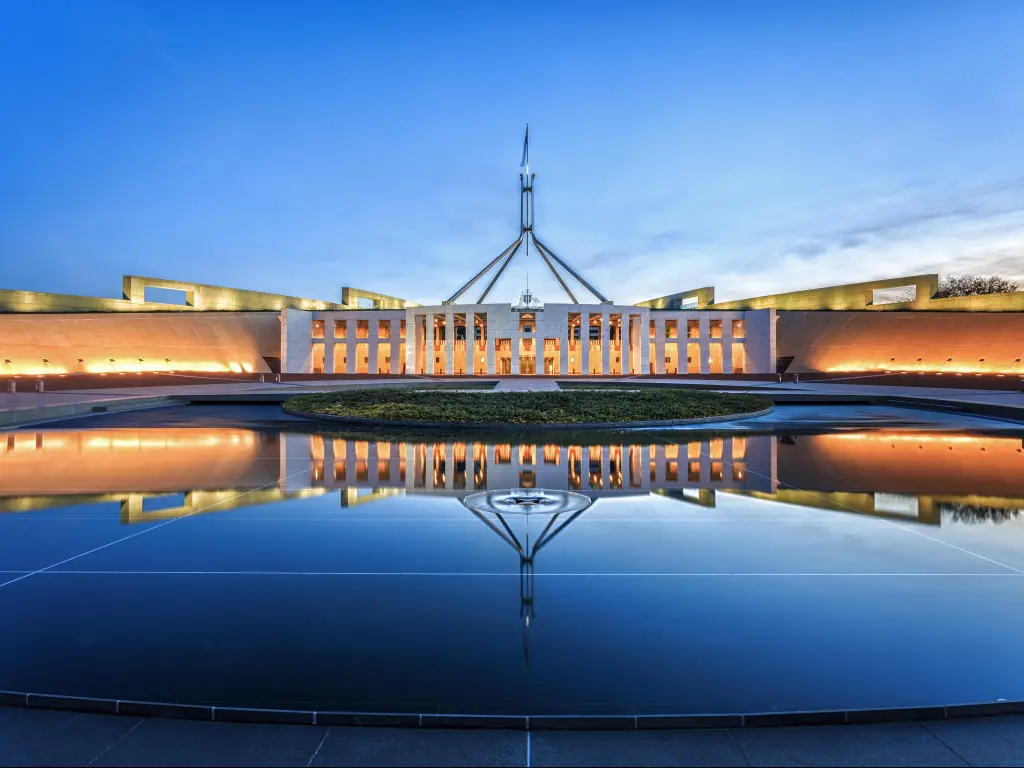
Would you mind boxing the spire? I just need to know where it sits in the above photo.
[520,124,529,177]
[444,127,611,305]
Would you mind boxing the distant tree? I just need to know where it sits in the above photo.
[933,275,1019,298]
[893,274,1019,303]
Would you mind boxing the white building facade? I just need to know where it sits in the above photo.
[281,304,776,376]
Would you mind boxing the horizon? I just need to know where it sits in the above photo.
[2,0,1024,307]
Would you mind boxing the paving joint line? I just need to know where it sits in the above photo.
[84,717,143,767]
[306,725,331,767]
[0,467,317,592]
[641,427,1024,575]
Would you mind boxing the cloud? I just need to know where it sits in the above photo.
[602,174,1024,304]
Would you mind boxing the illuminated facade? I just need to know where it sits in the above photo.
[1,131,1021,377]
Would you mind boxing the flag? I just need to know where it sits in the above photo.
[520,124,529,169]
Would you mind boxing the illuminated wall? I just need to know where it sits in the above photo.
[0,275,345,314]
[638,274,1024,313]
[0,311,281,375]
[778,311,1024,374]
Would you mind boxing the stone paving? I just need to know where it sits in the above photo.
[3,706,1024,766]
[0,374,1022,428]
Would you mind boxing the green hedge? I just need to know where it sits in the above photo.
[286,387,770,425]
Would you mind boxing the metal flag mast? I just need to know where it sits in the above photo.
[444,125,611,305]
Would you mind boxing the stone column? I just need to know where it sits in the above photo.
[511,322,520,375]
[406,310,417,375]
[581,316,591,376]
[486,315,496,375]
[699,316,710,375]
[560,320,569,376]
[368,319,379,376]
[445,308,455,377]
[425,314,435,376]
[654,317,666,375]
[722,315,734,375]
[639,311,650,375]
[468,313,478,377]
[601,308,611,376]
[324,321,335,374]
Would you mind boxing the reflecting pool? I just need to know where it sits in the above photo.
[1,405,1023,715]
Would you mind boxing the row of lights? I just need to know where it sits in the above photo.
[1,358,255,376]
[828,356,1023,375]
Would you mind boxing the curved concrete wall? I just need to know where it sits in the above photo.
[0,312,281,375]
[778,311,1024,374]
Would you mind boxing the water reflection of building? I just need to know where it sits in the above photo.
[1,428,1023,526]
[729,432,1024,526]
[298,433,774,498]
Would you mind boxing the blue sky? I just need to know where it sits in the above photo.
[2,0,1024,306]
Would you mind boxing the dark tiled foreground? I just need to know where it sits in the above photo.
[4,690,1024,729]
[8,706,1024,767]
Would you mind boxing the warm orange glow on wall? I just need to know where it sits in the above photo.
[82,360,248,374]
[2,365,69,376]
[826,363,1022,375]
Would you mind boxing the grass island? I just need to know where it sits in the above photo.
[284,387,772,426]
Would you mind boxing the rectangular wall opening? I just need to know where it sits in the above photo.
[665,341,678,375]
[495,339,512,375]
[687,342,700,373]
[732,342,745,374]
[873,286,916,305]
[708,342,723,374]
[543,338,560,375]
[144,286,189,305]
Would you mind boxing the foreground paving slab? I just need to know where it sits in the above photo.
[0,707,141,767]
[923,716,1024,767]
[309,726,527,767]
[528,728,748,767]
[92,717,330,767]
[6,705,1024,767]
[730,721,969,767]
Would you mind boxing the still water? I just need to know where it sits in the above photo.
[1,405,1023,715]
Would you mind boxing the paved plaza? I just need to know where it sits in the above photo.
[2,705,1023,766]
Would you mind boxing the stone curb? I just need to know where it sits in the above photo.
[0,395,175,428]
[279,403,776,431]
[4,691,1023,730]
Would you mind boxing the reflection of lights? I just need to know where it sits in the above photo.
[831,433,1008,445]
[3,366,69,376]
